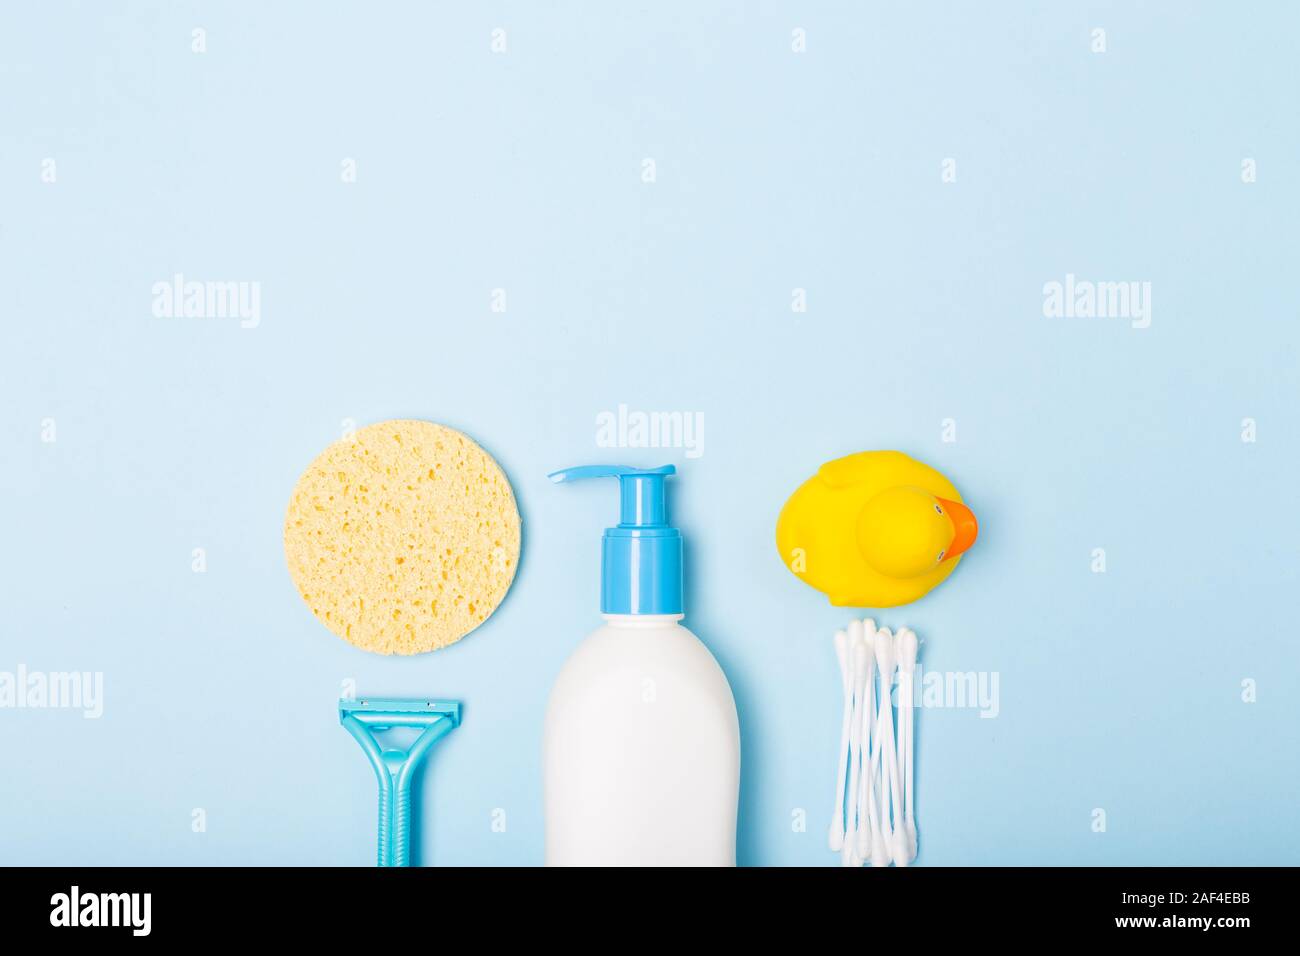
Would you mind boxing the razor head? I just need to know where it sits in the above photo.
[339,697,461,729]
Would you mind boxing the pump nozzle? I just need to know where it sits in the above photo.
[549,465,674,527]
[548,464,683,616]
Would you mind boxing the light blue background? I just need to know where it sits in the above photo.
[2,2,1297,866]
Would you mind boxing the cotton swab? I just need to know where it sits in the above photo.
[827,629,852,852]
[863,721,886,866]
[842,627,867,866]
[894,628,910,817]
[875,631,909,867]
[868,626,893,867]
[854,619,877,860]
[898,627,919,863]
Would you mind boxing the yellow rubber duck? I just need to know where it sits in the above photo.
[776,451,978,608]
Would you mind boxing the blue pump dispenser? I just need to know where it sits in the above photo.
[548,464,683,615]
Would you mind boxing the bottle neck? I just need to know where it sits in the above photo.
[602,613,685,629]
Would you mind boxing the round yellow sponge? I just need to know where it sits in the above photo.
[284,420,521,655]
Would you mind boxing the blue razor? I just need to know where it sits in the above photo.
[339,697,461,867]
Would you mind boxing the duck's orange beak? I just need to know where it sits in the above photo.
[936,497,978,560]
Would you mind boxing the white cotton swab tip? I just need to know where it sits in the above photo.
[891,830,911,867]
[873,627,895,676]
[827,824,845,856]
[870,829,891,866]
[898,626,918,671]
[847,617,864,645]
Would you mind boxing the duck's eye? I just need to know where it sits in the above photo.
[937,550,946,561]
[934,504,943,515]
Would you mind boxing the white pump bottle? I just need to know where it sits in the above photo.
[544,465,740,866]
